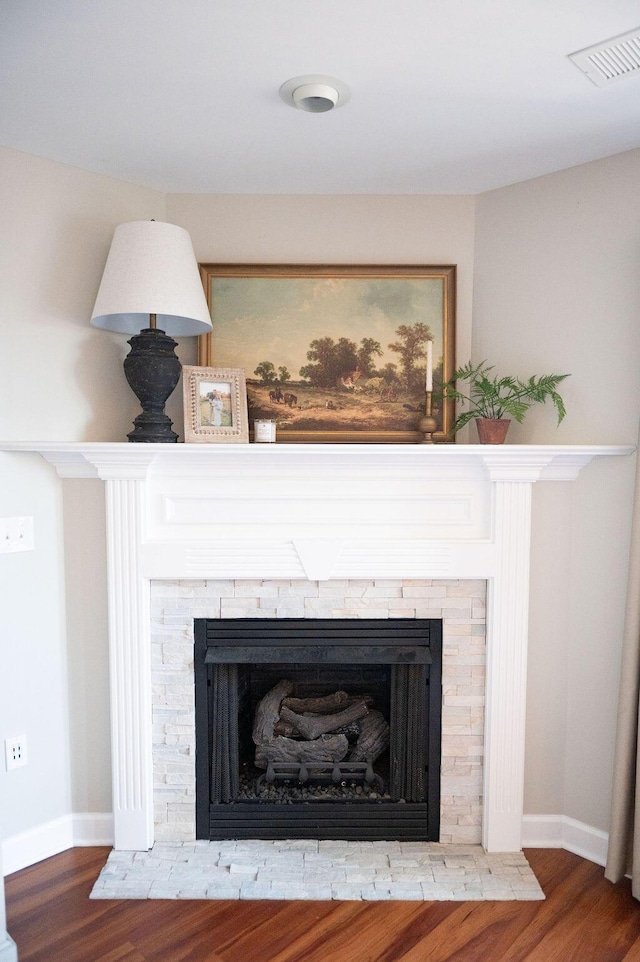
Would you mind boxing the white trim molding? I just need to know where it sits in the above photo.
[522,814,609,867]
[483,481,532,851]
[105,479,154,852]
[70,813,115,848]
[1,442,630,481]
[0,935,17,962]
[2,814,114,877]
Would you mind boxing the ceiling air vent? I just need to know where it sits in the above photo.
[569,28,640,86]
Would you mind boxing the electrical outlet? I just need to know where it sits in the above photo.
[0,517,35,554]
[5,735,28,771]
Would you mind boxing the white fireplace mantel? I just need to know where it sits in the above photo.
[3,441,633,853]
[4,440,628,481]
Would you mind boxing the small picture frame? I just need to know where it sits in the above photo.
[183,366,249,443]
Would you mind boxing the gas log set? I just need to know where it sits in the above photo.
[252,680,390,794]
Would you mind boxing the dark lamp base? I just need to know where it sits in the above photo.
[123,327,181,444]
[127,412,179,444]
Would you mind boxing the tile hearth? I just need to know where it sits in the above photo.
[90,841,544,902]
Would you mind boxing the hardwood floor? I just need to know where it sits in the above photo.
[5,847,640,961]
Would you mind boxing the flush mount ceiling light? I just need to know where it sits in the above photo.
[279,75,350,113]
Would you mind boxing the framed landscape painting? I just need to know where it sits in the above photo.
[197,264,456,443]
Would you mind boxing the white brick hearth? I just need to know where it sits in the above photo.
[91,840,543,901]
[152,577,486,845]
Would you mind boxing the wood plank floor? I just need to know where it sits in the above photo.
[5,847,640,961]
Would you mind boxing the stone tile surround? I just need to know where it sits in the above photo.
[152,578,486,846]
[91,840,543,902]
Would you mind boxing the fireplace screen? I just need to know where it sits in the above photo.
[195,618,442,841]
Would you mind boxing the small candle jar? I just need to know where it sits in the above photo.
[254,419,277,443]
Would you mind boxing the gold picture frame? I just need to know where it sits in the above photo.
[198,264,456,443]
[183,366,249,444]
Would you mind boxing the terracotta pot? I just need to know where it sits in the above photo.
[475,417,511,444]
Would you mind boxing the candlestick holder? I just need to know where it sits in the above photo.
[418,391,438,444]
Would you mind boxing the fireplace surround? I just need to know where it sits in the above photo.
[4,441,631,854]
[152,577,482,846]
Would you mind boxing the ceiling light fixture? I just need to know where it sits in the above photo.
[279,75,350,113]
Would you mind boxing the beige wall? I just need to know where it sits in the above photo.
[472,149,640,446]
[474,149,640,828]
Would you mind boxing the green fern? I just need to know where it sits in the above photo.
[438,361,569,436]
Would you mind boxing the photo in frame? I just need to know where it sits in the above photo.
[197,264,456,443]
[183,366,249,443]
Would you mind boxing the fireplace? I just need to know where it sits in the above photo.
[194,617,442,840]
[10,442,626,852]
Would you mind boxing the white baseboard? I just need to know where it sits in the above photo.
[0,934,18,962]
[71,813,114,847]
[2,813,114,877]
[522,814,609,867]
[0,935,18,962]
[3,811,607,875]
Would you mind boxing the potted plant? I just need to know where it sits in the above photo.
[439,361,569,443]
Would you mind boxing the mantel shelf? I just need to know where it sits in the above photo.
[0,440,634,482]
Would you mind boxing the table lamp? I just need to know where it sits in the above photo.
[90,220,212,442]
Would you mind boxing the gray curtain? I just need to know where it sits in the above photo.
[606,447,640,898]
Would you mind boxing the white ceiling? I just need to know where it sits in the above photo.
[2,0,640,195]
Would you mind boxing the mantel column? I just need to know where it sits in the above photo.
[483,478,533,852]
[105,478,153,851]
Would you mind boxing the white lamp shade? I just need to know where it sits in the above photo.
[90,220,212,336]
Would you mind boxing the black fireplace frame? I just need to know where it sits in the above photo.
[194,617,442,841]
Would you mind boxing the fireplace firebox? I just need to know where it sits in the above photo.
[195,618,442,841]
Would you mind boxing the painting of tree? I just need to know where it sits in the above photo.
[198,265,456,441]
